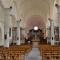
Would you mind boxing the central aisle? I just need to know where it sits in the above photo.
[25,47,42,60]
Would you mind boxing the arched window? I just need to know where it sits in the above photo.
[34,26,38,30]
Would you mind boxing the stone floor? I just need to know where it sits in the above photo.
[25,47,42,60]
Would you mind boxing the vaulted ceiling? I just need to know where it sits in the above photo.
[18,0,55,18]
[16,0,55,29]
[26,15,46,30]
[13,0,56,29]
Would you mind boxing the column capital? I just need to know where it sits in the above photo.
[55,4,60,9]
[55,4,60,14]
[16,19,21,22]
[5,6,12,9]
[5,8,11,15]
[48,18,54,21]
[5,8,11,11]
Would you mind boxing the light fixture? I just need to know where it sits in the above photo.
[34,26,38,30]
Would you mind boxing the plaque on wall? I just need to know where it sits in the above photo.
[4,34,7,39]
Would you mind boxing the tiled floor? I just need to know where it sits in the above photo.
[25,47,42,60]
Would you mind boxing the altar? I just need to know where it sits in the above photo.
[32,38,40,47]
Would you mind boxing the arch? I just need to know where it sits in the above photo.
[10,0,18,20]
[26,15,46,30]
[24,8,47,22]
[13,1,19,20]
[0,0,5,8]
[20,0,49,14]
[20,0,49,8]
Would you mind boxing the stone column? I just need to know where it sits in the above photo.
[43,28,46,39]
[4,8,11,47]
[55,4,60,43]
[49,19,54,45]
[16,20,21,45]
[25,28,29,39]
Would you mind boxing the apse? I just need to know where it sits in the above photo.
[26,15,46,30]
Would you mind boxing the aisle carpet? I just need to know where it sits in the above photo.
[25,47,42,60]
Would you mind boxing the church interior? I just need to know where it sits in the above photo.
[0,0,60,60]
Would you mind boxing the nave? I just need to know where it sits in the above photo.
[0,0,60,60]
[25,47,42,60]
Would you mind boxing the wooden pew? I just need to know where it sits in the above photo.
[0,44,32,60]
[39,44,60,60]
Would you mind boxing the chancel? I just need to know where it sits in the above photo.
[0,0,60,60]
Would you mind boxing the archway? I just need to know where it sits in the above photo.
[25,15,47,45]
[26,15,46,30]
[10,15,17,45]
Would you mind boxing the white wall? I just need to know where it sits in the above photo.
[0,22,4,46]
[0,3,4,46]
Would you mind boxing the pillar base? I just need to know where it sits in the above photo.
[51,40,55,45]
[4,40,9,47]
[16,40,20,45]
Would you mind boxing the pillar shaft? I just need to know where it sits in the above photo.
[56,5,60,43]
[4,8,11,47]
[50,20,54,45]
[16,21,20,45]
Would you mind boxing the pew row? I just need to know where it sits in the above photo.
[0,44,32,60]
[39,44,60,60]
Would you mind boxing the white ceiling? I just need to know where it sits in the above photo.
[14,0,56,29]
[18,0,55,20]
